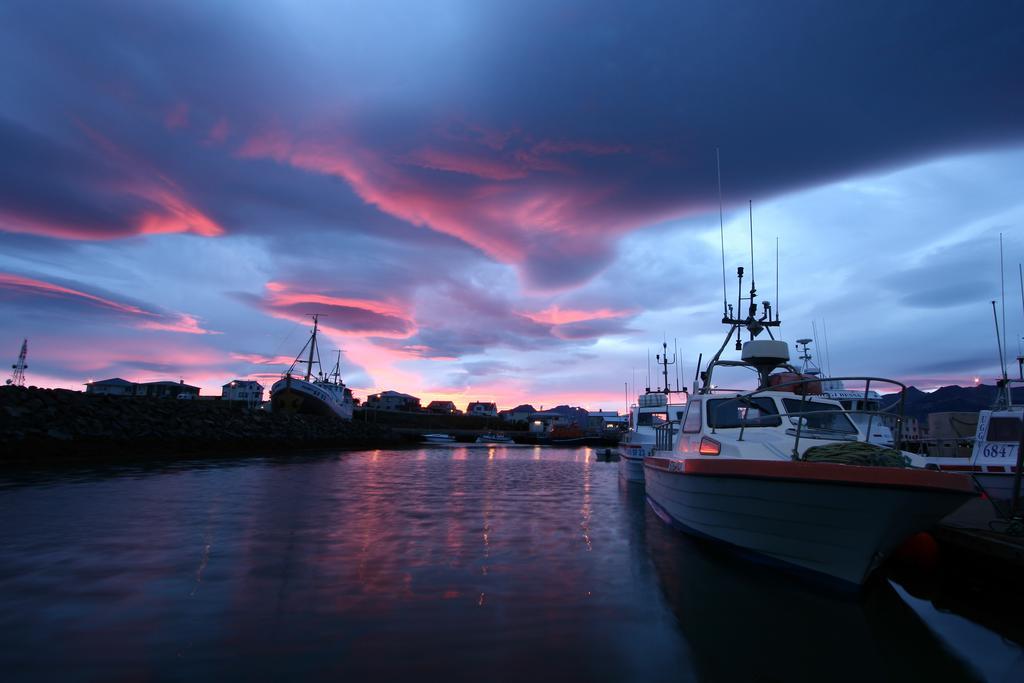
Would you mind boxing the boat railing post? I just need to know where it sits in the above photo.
[1012,412,1024,518]
[791,387,811,460]
[896,380,906,449]
[863,378,873,445]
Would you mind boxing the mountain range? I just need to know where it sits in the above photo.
[878,383,1021,421]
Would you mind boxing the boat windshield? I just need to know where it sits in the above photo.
[637,412,668,427]
[782,399,858,434]
[707,397,781,428]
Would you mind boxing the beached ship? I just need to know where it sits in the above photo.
[270,314,354,420]
[644,266,976,589]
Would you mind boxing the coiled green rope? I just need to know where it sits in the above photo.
[801,442,911,468]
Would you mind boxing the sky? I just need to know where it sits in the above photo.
[1,1,1023,410]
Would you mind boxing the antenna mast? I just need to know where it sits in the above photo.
[655,340,677,394]
[1000,234,1008,380]
[7,339,27,387]
[717,148,727,318]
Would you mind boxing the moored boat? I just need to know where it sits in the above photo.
[423,433,456,443]
[618,342,688,484]
[476,433,514,444]
[644,266,977,589]
[270,314,354,420]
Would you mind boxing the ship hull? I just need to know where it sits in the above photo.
[644,457,976,588]
[270,377,353,420]
[617,444,647,483]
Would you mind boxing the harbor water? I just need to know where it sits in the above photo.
[1,447,1020,681]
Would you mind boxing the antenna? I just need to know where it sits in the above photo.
[646,349,651,392]
[991,299,1007,382]
[748,200,755,294]
[674,338,681,391]
[821,319,833,377]
[655,340,676,394]
[775,236,780,322]
[1000,233,1008,380]
[717,148,727,318]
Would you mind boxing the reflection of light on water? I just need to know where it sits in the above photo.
[371,450,380,462]
[478,592,486,607]
[533,446,541,461]
[581,451,592,552]
[488,448,495,460]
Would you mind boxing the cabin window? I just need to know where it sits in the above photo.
[986,417,1022,442]
[637,412,668,427]
[682,400,703,433]
[782,399,858,434]
[707,398,781,428]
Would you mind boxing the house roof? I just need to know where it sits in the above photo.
[142,380,200,390]
[375,390,420,400]
[468,401,497,409]
[222,380,263,388]
[85,377,135,387]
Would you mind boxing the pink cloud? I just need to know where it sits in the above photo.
[257,281,417,338]
[137,314,220,335]
[164,102,189,129]
[236,124,646,287]
[0,272,217,335]
[519,305,636,325]
[206,117,230,144]
[0,273,150,316]
[229,352,297,365]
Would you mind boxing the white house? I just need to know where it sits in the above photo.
[466,401,498,417]
[366,390,421,411]
[222,380,265,406]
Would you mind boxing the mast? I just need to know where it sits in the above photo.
[305,314,320,382]
[656,341,676,394]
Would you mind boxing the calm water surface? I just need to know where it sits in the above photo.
[1,447,1021,681]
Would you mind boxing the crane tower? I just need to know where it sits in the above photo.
[7,339,27,386]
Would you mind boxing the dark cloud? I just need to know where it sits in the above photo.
[1,1,1020,288]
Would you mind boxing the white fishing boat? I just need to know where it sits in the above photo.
[909,377,1023,515]
[618,345,688,484]
[476,433,514,444]
[423,433,456,443]
[270,314,355,420]
[644,266,977,589]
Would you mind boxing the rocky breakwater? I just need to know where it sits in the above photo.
[0,386,402,460]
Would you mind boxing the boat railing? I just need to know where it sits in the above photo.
[654,420,679,451]
[733,376,907,460]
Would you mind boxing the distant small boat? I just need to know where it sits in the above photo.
[423,433,456,443]
[476,433,514,444]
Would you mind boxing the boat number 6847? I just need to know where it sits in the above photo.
[982,443,1018,458]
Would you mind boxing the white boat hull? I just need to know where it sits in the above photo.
[617,444,647,483]
[644,457,976,588]
[270,377,353,420]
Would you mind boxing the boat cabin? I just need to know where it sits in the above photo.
[657,389,863,459]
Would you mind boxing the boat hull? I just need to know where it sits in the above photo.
[618,444,647,483]
[644,457,976,588]
[973,472,1022,515]
[270,377,353,420]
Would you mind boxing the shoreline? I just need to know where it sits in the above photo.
[0,386,406,463]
